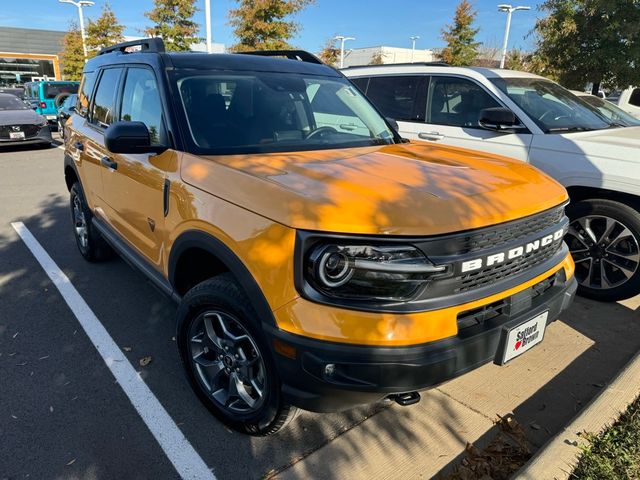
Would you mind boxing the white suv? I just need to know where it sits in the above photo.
[343,65,640,301]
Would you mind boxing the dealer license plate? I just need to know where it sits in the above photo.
[9,131,25,140]
[497,311,548,365]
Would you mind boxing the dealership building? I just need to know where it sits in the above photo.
[0,26,66,85]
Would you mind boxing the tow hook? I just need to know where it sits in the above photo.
[390,391,421,406]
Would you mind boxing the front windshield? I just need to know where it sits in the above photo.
[176,72,396,154]
[580,95,640,127]
[490,77,613,133]
[0,95,28,111]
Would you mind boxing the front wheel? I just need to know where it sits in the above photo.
[565,199,640,301]
[176,274,297,435]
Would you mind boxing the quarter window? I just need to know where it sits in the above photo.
[120,68,164,144]
[428,77,500,128]
[90,68,122,128]
[365,76,428,122]
[76,71,96,117]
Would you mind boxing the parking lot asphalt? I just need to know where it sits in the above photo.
[1,141,639,480]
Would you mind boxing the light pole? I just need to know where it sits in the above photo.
[59,0,94,60]
[205,0,212,53]
[498,4,530,69]
[409,35,420,63]
[334,35,355,69]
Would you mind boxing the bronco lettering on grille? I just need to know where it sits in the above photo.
[461,228,565,273]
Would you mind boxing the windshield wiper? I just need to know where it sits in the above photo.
[546,126,596,133]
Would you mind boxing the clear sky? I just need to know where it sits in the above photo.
[0,0,545,52]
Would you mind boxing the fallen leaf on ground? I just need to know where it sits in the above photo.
[139,356,152,367]
[66,459,76,466]
[122,347,132,352]
[39,355,50,360]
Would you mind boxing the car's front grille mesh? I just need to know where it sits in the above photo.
[0,124,41,139]
[454,237,564,293]
[460,206,565,254]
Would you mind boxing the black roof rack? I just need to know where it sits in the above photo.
[343,61,450,69]
[238,50,323,65]
[98,38,165,56]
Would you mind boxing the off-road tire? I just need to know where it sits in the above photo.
[69,183,113,262]
[176,274,298,436]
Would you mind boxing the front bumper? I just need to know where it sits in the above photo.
[269,271,577,412]
[0,126,52,147]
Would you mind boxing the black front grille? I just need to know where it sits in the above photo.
[0,124,41,139]
[454,237,564,293]
[457,271,559,331]
[462,207,565,254]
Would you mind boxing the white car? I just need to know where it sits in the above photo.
[609,87,640,119]
[344,65,640,301]
[571,91,640,127]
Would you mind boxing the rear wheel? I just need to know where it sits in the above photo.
[565,199,640,301]
[176,274,297,435]
[69,183,112,262]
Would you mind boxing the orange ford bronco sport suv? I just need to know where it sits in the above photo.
[63,39,577,435]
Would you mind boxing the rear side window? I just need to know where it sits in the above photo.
[77,72,97,117]
[90,68,122,128]
[428,76,500,128]
[365,75,428,122]
[629,88,640,107]
[120,68,164,144]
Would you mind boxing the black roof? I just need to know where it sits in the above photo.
[86,38,339,77]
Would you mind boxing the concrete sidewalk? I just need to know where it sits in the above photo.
[275,295,640,479]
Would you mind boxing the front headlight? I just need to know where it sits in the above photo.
[37,118,47,127]
[305,243,446,302]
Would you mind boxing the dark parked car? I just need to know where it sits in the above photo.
[57,93,77,139]
[0,93,52,148]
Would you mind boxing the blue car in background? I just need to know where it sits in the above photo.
[24,81,79,127]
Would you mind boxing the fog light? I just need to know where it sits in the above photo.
[324,363,336,377]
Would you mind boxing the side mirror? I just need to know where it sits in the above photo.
[105,121,166,154]
[479,107,525,132]
[386,117,399,131]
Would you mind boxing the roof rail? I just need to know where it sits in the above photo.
[342,61,450,69]
[238,50,323,65]
[98,38,165,56]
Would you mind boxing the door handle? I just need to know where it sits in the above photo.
[75,141,84,151]
[101,156,118,170]
[418,131,445,141]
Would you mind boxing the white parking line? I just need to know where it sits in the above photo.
[11,222,216,480]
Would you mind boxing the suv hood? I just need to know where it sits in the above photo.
[181,143,568,236]
[557,126,640,163]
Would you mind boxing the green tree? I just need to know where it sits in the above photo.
[228,0,315,52]
[533,0,640,93]
[369,51,384,65]
[145,0,200,52]
[60,23,85,81]
[505,49,527,70]
[439,0,480,66]
[86,3,125,55]
[318,36,340,66]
